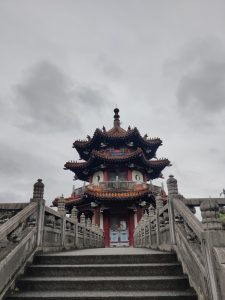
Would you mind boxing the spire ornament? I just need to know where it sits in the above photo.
[113,108,120,127]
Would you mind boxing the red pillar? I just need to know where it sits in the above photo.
[127,169,132,181]
[128,212,135,246]
[93,206,100,226]
[103,213,110,247]
[103,170,109,181]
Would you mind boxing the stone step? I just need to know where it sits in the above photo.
[27,262,183,277]
[16,276,190,292]
[6,290,198,300]
[33,253,177,265]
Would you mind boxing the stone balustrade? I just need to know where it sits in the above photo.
[134,175,225,300]
[0,179,104,299]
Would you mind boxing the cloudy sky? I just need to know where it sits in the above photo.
[0,0,225,206]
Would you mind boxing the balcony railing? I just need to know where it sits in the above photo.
[72,181,162,195]
[87,181,162,194]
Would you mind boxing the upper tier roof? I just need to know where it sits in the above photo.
[64,147,171,181]
[73,109,162,160]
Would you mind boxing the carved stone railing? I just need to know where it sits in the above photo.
[134,175,225,300]
[0,179,104,299]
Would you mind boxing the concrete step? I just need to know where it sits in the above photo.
[6,290,198,300]
[33,253,178,265]
[26,262,183,277]
[16,276,190,291]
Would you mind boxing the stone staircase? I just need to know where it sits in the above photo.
[5,248,197,300]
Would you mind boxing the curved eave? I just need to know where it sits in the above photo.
[64,150,171,181]
[73,128,162,160]
[64,190,154,207]
[86,189,150,200]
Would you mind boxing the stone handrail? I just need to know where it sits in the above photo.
[173,198,203,240]
[134,175,225,300]
[0,179,104,299]
[0,202,37,240]
[183,197,225,206]
[0,201,38,298]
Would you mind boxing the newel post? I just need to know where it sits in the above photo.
[70,206,78,247]
[148,204,155,246]
[200,200,221,231]
[199,199,223,300]
[58,195,66,248]
[167,175,178,245]
[156,195,164,246]
[31,179,45,248]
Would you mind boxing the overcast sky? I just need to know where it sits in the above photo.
[0,0,225,206]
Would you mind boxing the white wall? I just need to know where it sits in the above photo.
[132,170,143,182]
[92,171,104,184]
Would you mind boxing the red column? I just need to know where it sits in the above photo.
[143,174,147,182]
[103,213,110,247]
[93,206,100,226]
[127,169,132,181]
[137,206,143,223]
[103,170,109,181]
[128,212,135,246]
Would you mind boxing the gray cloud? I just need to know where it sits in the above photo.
[13,61,110,132]
[0,143,52,177]
[166,38,225,125]
[96,55,123,80]
[177,60,225,115]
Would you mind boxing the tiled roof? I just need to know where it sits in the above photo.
[64,148,170,171]
[73,127,162,147]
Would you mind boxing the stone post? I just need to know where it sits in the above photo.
[58,195,66,248]
[86,217,91,228]
[31,179,45,247]
[167,175,178,245]
[148,204,155,246]
[70,206,78,223]
[80,213,86,247]
[80,213,86,225]
[95,224,99,247]
[200,199,222,230]
[156,195,164,210]
[155,195,164,245]
[58,195,66,216]
[200,199,224,300]
[148,204,155,220]
[71,206,78,247]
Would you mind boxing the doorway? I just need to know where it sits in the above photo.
[109,214,129,247]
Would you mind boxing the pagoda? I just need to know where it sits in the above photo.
[53,108,170,247]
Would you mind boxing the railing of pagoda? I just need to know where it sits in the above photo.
[134,175,225,300]
[0,180,104,299]
[87,181,162,193]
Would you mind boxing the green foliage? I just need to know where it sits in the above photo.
[219,213,225,221]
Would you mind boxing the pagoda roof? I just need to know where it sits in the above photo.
[52,182,166,209]
[74,127,162,160]
[64,148,170,181]
[53,189,153,209]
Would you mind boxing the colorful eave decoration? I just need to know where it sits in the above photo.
[73,127,162,160]
[64,148,171,181]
